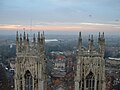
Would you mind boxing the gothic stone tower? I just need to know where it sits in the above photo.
[15,31,47,90]
[75,32,105,90]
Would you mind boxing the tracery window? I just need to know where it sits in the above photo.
[24,70,33,90]
[86,71,95,90]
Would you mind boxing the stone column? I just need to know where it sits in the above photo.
[94,76,97,90]
[75,81,79,90]
[32,76,34,90]
[91,79,93,90]
[39,80,44,90]
[88,80,90,90]
[98,79,101,90]
[22,76,25,90]
[102,79,105,90]
[14,77,18,90]
[102,60,105,90]
[84,79,86,90]
[81,80,83,90]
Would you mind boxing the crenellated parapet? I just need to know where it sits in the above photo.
[16,31,45,55]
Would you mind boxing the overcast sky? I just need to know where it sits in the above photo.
[0,0,120,32]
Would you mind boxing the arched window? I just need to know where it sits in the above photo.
[86,71,95,90]
[24,70,33,90]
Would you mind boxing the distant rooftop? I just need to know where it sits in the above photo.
[108,57,120,61]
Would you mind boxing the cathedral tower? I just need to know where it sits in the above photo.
[75,32,105,90]
[15,31,47,90]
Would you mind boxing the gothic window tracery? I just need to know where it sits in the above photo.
[24,70,33,90]
[86,71,95,90]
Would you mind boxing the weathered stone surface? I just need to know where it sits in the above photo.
[15,32,47,90]
[75,32,105,90]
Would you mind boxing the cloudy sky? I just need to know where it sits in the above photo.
[0,0,120,32]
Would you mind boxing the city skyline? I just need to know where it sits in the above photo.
[0,0,120,32]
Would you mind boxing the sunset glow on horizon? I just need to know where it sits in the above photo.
[0,0,120,33]
[0,22,120,32]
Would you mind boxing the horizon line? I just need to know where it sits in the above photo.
[0,22,120,32]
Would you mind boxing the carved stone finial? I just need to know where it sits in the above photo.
[23,31,26,40]
[20,33,22,48]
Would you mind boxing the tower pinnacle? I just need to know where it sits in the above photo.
[16,31,19,53]
[33,34,36,46]
[20,33,22,49]
[78,32,82,50]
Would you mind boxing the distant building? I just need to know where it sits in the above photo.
[51,55,66,78]
[9,58,15,69]
[66,57,73,73]
[105,57,120,89]
[14,32,47,90]
[75,32,105,90]
[54,56,66,71]
[106,58,120,70]
[107,58,120,65]
[56,85,65,90]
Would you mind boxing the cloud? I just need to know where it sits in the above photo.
[0,0,120,26]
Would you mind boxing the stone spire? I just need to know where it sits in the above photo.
[102,32,104,39]
[26,34,29,52]
[78,32,82,50]
[98,32,101,52]
[16,31,19,53]
[33,33,36,47]
[88,34,94,52]
[16,31,19,42]
[91,35,94,51]
[38,32,40,44]
[37,32,41,52]
[23,31,26,41]
[43,31,44,36]
[98,32,101,44]
[27,34,29,43]
[43,31,45,43]
[98,32,105,55]
[99,32,100,38]
[20,33,22,49]
[41,31,45,45]
[101,32,105,55]
[27,34,29,45]
[23,32,27,49]
[88,35,91,51]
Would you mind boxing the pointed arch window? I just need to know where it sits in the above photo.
[24,70,33,90]
[86,71,95,90]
